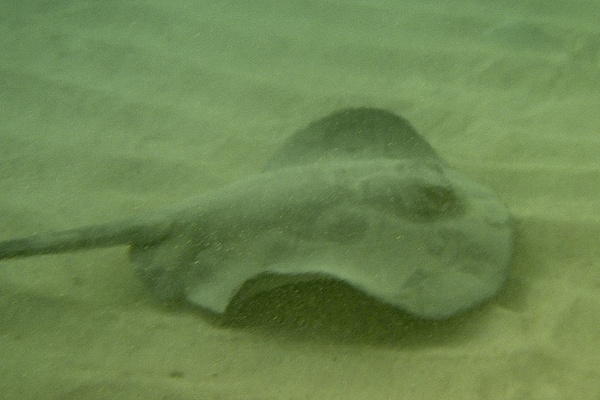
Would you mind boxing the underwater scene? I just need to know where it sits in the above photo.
[1,0,599,398]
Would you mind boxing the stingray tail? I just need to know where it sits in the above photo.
[0,218,173,260]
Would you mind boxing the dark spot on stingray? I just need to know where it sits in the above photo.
[404,183,463,220]
[358,174,462,222]
[168,370,184,379]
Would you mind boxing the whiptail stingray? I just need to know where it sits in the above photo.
[0,108,513,320]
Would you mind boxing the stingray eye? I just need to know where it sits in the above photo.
[407,184,462,220]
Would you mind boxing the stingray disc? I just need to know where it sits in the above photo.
[0,108,513,321]
[133,108,513,320]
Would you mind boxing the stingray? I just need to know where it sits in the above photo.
[0,108,513,320]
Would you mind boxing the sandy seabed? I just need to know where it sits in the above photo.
[1,0,599,399]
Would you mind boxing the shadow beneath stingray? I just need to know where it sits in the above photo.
[188,278,488,347]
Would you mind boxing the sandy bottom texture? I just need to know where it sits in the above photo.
[1,0,599,399]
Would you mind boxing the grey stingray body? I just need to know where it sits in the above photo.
[0,108,513,320]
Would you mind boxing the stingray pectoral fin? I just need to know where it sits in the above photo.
[0,218,173,260]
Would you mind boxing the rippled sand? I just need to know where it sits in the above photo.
[1,0,599,398]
